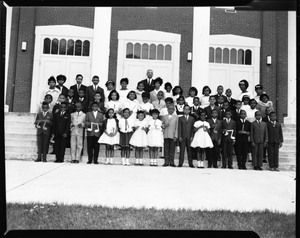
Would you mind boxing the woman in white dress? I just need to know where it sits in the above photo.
[147,109,164,166]
[236,79,254,101]
[98,108,120,165]
[129,110,148,165]
[118,78,130,102]
[199,86,211,109]
[191,111,213,168]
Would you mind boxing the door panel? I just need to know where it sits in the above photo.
[230,67,253,98]
[209,65,228,94]
[123,61,148,90]
[150,62,173,86]
[66,58,91,88]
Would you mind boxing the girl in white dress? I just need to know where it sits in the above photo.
[164,82,173,99]
[118,78,130,102]
[200,86,211,109]
[185,87,198,107]
[129,110,148,166]
[172,85,183,106]
[98,108,120,165]
[139,91,154,124]
[120,90,139,121]
[191,111,213,168]
[246,99,259,123]
[105,90,122,120]
[149,77,164,103]
[104,80,115,103]
[135,81,145,104]
[147,109,164,166]
[241,95,251,114]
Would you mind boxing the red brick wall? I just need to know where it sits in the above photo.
[108,7,194,96]
[6,7,94,112]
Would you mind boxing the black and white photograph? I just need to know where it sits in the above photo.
[2,2,297,237]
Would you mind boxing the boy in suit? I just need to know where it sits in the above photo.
[214,85,226,103]
[250,111,268,170]
[178,105,195,168]
[85,101,104,164]
[190,97,203,121]
[206,109,222,168]
[70,74,87,101]
[86,75,105,104]
[235,110,251,169]
[262,107,273,162]
[267,112,283,171]
[70,102,86,163]
[51,102,71,163]
[162,105,178,167]
[204,96,221,120]
[76,89,88,113]
[56,74,68,96]
[88,92,105,113]
[66,88,76,114]
[221,110,236,169]
[232,100,242,122]
[34,102,53,162]
[225,88,236,111]
[219,101,230,121]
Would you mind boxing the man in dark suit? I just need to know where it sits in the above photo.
[235,110,251,169]
[204,95,221,120]
[51,102,71,163]
[55,74,69,96]
[70,74,87,101]
[266,112,283,171]
[221,110,236,169]
[224,88,237,111]
[178,105,195,168]
[139,69,155,93]
[206,109,222,168]
[34,102,53,162]
[86,75,105,104]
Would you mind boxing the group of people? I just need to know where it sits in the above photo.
[35,69,283,171]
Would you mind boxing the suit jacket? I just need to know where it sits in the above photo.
[35,111,53,135]
[267,121,283,144]
[66,97,76,114]
[88,100,105,113]
[162,114,178,139]
[190,106,203,121]
[178,115,195,140]
[85,111,104,137]
[204,105,221,120]
[86,85,105,103]
[70,111,86,136]
[75,97,89,113]
[235,119,251,142]
[232,108,242,122]
[52,103,61,115]
[70,84,87,100]
[55,85,68,96]
[225,97,237,111]
[250,120,268,144]
[262,116,271,123]
[52,110,71,136]
[140,78,155,93]
[207,118,222,142]
[221,119,236,142]
[219,108,227,121]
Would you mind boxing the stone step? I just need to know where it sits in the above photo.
[280,145,296,151]
[5,127,38,135]
[4,153,295,171]
[278,151,296,158]
[4,133,38,140]
[5,121,36,128]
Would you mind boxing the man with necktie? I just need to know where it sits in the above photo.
[86,75,105,105]
[70,74,87,101]
[139,69,155,93]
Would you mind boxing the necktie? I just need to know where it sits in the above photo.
[186,115,188,121]
[78,84,80,92]
[43,112,46,117]
[125,119,128,131]
[226,119,230,124]
[61,111,63,116]
[94,86,96,92]
[78,112,80,116]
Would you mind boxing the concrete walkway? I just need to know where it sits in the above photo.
[5,160,296,214]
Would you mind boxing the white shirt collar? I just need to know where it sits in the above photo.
[212,118,217,123]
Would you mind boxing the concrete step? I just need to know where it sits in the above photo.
[5,114,35,122]
[278,151,296,157]
[5,121,36,128]
[280,145,296,151]
[4,133,38,140]
[5,126,37,135]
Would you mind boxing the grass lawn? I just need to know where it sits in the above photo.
[6,203,295,237]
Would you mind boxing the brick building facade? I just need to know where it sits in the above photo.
[4,6,295,123]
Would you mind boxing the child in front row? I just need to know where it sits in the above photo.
[98,108,120,165]
[190,111,213,168]
[129,110,148,165]
[147,109,164,166]
[35,102,53,162]
[266,112,283,172]
[118,108,134,166]
[70,102,86,163]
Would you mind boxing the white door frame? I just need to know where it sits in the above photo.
[30,25,94,113]
[209,34,261,97]
[116,30,181,89]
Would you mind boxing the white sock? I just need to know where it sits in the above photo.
[110,158,113,164]
[121,158,125,165]
[154,159,157,164]
[198,160,201,167]
[126,158,130,165]
[200,161,204,167]
[150,159,154,163]
[136,159,139,164]
[105,158,109,164]
[139,158,143,164]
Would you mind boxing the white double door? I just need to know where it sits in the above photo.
[123,60,173,90]
[209,64,254,99]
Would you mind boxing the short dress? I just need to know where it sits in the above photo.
[105,100,121,119]
[200,96,210,109]
[98,118,120,145]
[129,119,148,147]
[139,102,154,123]
[119,117,134,147]
[147,119,164,147]
[190,121,213,148]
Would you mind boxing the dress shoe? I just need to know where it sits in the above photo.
[248,160,252,162]
[213,165,218,168]
[87,161,92,164]
[254,166,257,170]
[263,159,267,163]
[269,168,274,171]
[170,164,176,167]
[150,163,153,166]
[177,164,183,167]
[71,160,75,163]
[139,163,144,166]
[221,166,226,169]
[238,166,242,170]
[153,163,158,166]
[257,167,263,170]
[94,161,99,164]
[228,166,233,169]
[75,160,79,163]
[159,156,164,159]
[189,165,195,168]
[242,167,247,170]
[274,168,280,172]
[54,160,59,163]
[162,163,169,167]
[134,163,139,166]
[207,166,212,168]
[42,159,47,163]
[35,158,42,162]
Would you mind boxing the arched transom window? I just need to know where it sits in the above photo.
[209,47,252,65]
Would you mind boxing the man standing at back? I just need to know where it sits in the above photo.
[70,74,87,101]
[86,75,105,104]
[140,69,155,93]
